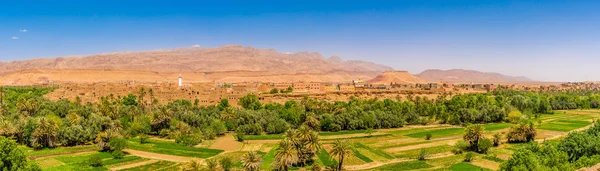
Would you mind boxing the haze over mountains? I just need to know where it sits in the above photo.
[0,45,534,85]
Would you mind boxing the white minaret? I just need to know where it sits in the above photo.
[178,74,182,87]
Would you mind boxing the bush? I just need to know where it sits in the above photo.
[177,132,203,147]
[493,133,502,146]
[235,130,245,142]
[464,152,474,162]
[478,138,493,154]
[453,140,469,154]
[109,137,127,151]
[139,134,149,144]
[89,156,103,167]
[112,150,125,159]
[425,133,432,140]
[158,129,172,138]
[418,148,427,160]
[220,156,234,171]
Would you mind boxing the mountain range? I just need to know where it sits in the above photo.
[0,45,534,85]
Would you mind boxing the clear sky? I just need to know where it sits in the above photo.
[1,0,599,82]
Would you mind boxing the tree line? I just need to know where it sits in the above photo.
[2,87,600,151]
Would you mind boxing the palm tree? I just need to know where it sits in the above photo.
[330,140,353,171]
[181,160,203,171]
[205,158,218,171]
[463,124,485,150]
[304,132,322,154]
[273,139,298,171]
[242,151,262,171]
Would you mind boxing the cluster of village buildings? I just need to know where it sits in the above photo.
[38,76,600,106]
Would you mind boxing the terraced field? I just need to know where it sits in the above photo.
[23,110,600,170]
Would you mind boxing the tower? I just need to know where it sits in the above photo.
[178,74,182,87]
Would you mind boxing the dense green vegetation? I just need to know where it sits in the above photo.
[4,86,600,170]
[500,120,600,170]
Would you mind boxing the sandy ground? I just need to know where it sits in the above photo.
[208,134,242,152]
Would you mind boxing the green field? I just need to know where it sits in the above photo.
[122,161,177,171]
[484,123,512,131]
[369,160,433,171]
[20,145,97,157]
[538,119,591,132]
[40,152,146,171]
[127,139,223,158]
[405,128,465,138]
[394,145,453,158]
[260,147,277,170]
[448,162,490,171]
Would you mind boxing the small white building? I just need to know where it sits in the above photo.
[178,74,182,87]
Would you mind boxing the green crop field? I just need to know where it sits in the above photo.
[538,119,591,132]
[127,138,223,158]
[448,162,491,171]
[405,128,465,138]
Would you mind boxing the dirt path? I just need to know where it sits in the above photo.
[344,152,454,170]
[208,134,242,152]
[123,149,203,163]
[109,160,159,171]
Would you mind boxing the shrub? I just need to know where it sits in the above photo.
[89,156,103,167]
[507,111,523,123]
[425,133,432,140]
[493,133,502,146]
[158,129,172,138]
[453,140,470,154]
[112,150,125,159]
[220,156,234,171]
[177,132,203,147]
[464,152,474,162]
[478,138,493,154]
[418,148,427,160]
[139,134,149,144]
[235,130,245,142]
[109,137,127,151]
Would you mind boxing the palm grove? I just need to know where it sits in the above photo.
[2,86,600,170]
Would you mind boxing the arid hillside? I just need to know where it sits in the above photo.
[0,45,391,74]
[0,45,394,85]
[367,71,426,84]
[416,69,533,83]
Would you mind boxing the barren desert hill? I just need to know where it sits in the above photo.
[416,69,533,83]
[367,71,426,84]
[0,45,392,74]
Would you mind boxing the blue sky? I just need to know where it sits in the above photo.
[1,0,599,82]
